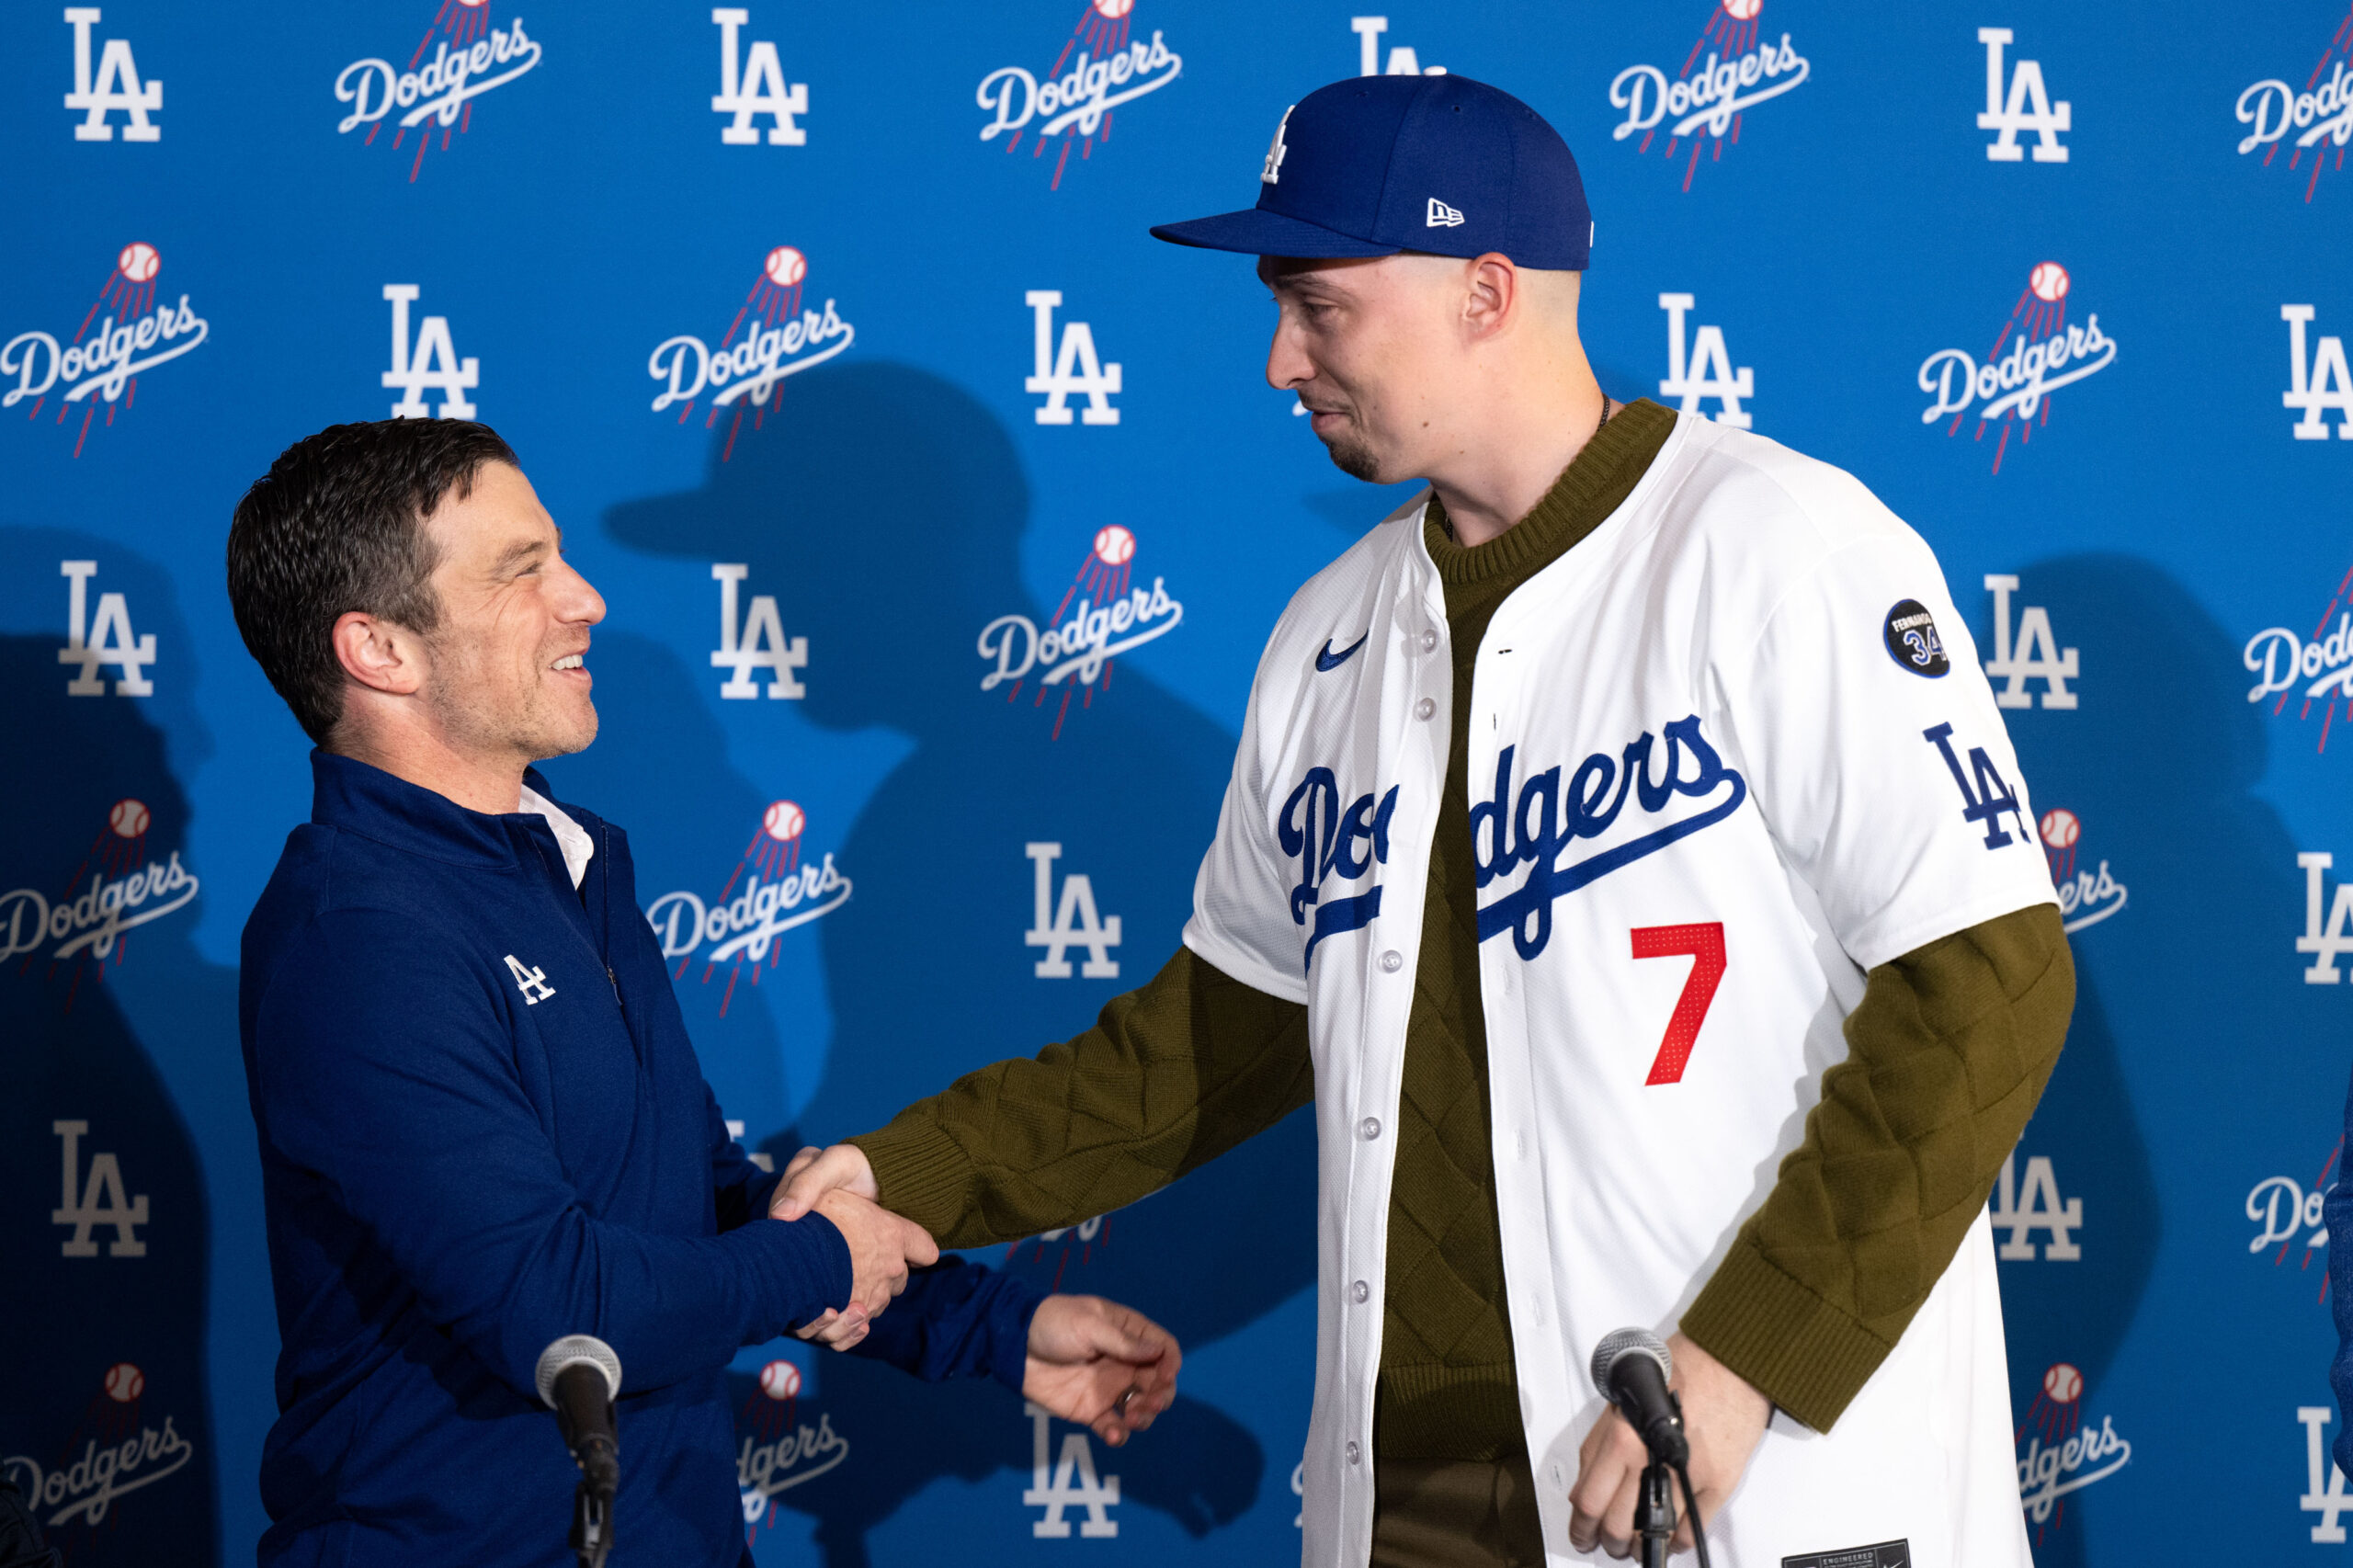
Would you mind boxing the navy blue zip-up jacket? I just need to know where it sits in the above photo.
[239,754,1039,1566]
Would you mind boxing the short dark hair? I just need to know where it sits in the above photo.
[227,419,517,744]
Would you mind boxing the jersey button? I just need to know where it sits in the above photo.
[1346,1441,1361,1466]
[1379,949,1403,973]
[1350,1279,1370,1304]
[1414,697,1437,720]
[1420,629,1439,653]
[1358,1116,1381,1141]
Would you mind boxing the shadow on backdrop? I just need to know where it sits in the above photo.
[538,628,796,1131]
[0,628,222,1568]
[602,363,1310,1559]
[1987,552,2327,1563]
[733,1363,1260,1568]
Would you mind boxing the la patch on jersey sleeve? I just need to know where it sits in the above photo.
[1726,534,2056,970]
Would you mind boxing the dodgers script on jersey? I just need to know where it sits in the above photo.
[1182,413,2057,1568]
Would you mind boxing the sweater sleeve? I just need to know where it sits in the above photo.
[849,944,1313,1248]
[251,909,854,1403]
[848,1257,1044,1394]
[1678,902,2074,1432]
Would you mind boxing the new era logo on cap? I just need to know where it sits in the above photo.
[1152,74,1592,270]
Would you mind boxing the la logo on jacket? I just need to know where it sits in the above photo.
[505,954,554,1006]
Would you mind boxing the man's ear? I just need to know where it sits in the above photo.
[1461,253,1519,343]
[331,610,426,699]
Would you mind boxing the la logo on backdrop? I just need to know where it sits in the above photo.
[1915,261,2118,473]
[333,0,543,182]
[644,801,852,1017]
[1608,0,1811,191]
[975,0,1182,190]
[976,525,1184,740]
[648,246,855,462]
[3,244,208,459]
[2234,4,2353,202]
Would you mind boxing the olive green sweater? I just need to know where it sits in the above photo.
[853,403,2075,1449]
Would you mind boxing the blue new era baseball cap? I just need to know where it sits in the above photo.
[1151,74,1592,270]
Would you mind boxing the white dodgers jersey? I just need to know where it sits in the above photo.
[1183,413,2055,1568]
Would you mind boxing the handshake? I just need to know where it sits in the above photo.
[767,1142,1179,1448]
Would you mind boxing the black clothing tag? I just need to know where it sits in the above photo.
[1782,1540,1912,1568]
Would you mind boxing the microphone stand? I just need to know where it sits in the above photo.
[1633,1452,1676,1568]
[558,1403,617,1568]
[569,1465,614,1568]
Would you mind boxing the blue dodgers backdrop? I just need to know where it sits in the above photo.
[5,0,2352,1562]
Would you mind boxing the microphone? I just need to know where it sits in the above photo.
[536,1335,620,1568]
[1589,1327,1688,1466]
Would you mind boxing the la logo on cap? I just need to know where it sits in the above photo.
[1426,198,1464,227]
[1260,105,1293,185]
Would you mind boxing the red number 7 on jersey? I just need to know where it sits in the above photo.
[1631,923,1726,1085]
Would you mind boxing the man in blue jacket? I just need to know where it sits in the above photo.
[226,419,1178,1567]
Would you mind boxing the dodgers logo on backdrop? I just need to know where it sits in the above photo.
[2246,1141,2336,1297]
[644,801,851,1017]
[1005,1212,1113,1277]
[1916,261,2116,474]
[2243,562,2353,754]
[4,1364,195,1535]
[3,243,207,460]
[0,797,198,1006]
[2234,11,2353,203]
[1608,0,1811,191]
[975,0,1182,191]
[2036,808,2126,933]
[63,8,161,142]
[649,247,855,462]
[2014,1362,2131,1536]
[976,527,1183,740]
[1472,718,1749,962]
[334,1,541,182]
[735,1359,849,1535]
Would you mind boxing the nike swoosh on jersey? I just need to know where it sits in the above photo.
[1315,634,1369,672]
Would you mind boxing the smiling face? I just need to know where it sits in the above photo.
[414,461,606,767]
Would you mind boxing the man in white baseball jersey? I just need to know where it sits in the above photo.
[778,75,2073,1566]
